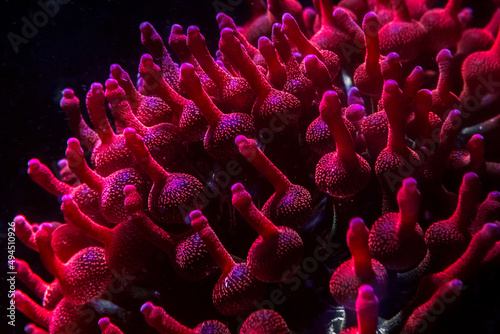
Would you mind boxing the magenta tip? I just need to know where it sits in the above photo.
[349,217,366,229]
[140,301,154,314]
[61,195,72,203]
[24,324,35,334]
[98,317,110,328]
[358,284,375,299]
[231,183,245,193]
[90,82,103,93]
[62,88,74,98]
[234,134,249,146]
[383,79,399,93]
[123,184,136,196]
[189,210,203,220]
[437,48,452,61]
[139,22,153,33]
[180,62,195,76]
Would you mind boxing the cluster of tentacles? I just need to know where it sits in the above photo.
[13,0,500,333]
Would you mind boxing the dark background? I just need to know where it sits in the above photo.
[1,0,498,333]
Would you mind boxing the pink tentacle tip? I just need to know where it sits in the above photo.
[66,137,83,153]
[140,54,155,68]
[98,318,110,329]
[358,284,376,301]
[140,301,154,315]
[61,195,72,203]
[14,215,27,225]
[140,22,153,34]
[189,210,203,221]
[349,217,367,235]
[220,27,235,41]
[109,63,120,72]
[62,88,74,98]
[24,324,35,333]
[235,135,257,154]
[180,62,196,77]
[90,82,104,94]
[449,279,463,294]
[105,78,119,91]
[27,159,40,173]
[231,182,245,193]
[383,79,399,93]
[402,177,418,191]
[123,184,137,196]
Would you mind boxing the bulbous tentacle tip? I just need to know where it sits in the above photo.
[319,90,341,120]
[257,36,272,49]
[14,290,23,300]
[437,48,452,62]
[234,134,252,146]
[349,217,367,231]
[358,284,376,299]
[109,63,125,78]
[220,27,235,41]
[14,215,27,226]
[332,7,343,16]
[123,127,137,137]
[345,104,366,122]
[189,210,209,230]
[24,324,35,334]
[140,54,155,68]
[123,184,137,197]
[27,159,40,173]
[139,22,153,33]
[383,79,399,93]
[216,12,235,29]
[140,301,154,315]
[61,194,73,203]
[362,11,380,30]
[65,138,84,167]
[415,88,432,101]
[402,177,418,191]
[57,159,68,169]
[98,317,110,330]
[447,109,461,120]
[231,183,253,208]
[124,184,143,214]
[180,62,196,77]
[187,25,201,36]
[481,222,500,239]
[66,137,83,152]
[231,182,245,194]
[462,171,480,185]
[487,191,500,201]
[272,22,282,32]
[304,54,319,67]
[104,78,120,91]
[189,210,203,220]
[385,52,400,63]
[449,279,463,294]
[170,24,183,34]
[282,12,295,24]
[62,88,75,98]
[90,82,104,94]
